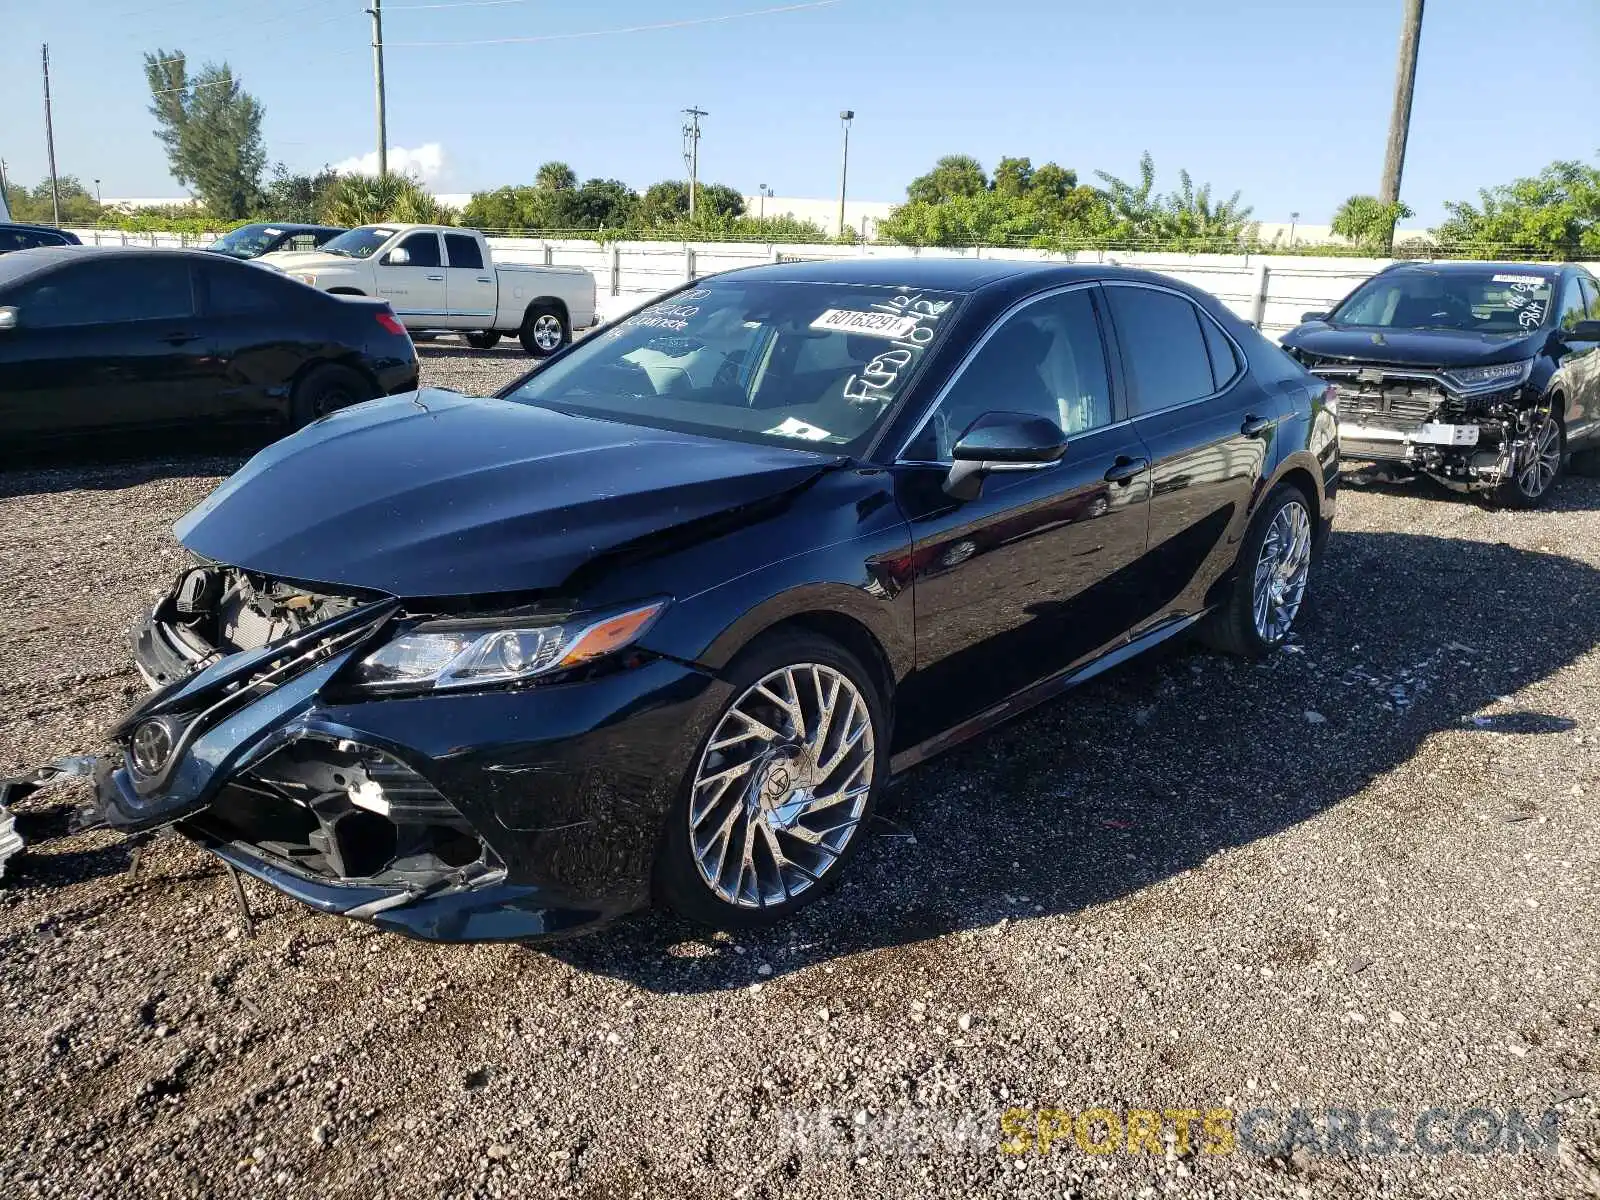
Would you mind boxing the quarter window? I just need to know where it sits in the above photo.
[904,288,1112,462]
[17,259,194,328]
[445,234,484,270]
[1199,310,1242,390]
[203,261,285,315]
[393,232,441,268]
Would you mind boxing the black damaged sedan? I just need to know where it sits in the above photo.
[1,260,1337,941]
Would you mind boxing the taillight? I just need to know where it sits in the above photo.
[375,310,407,337]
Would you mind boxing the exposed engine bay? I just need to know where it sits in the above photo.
[1302,360,1552,494]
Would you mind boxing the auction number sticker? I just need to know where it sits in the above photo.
[810,309,921,340]
[1492,274,1547,287]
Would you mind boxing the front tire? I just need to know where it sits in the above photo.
[519,304,569,358]
[1496,402,1564,508]
[1200,483,1315,658]
[464,331,501,350]
[655,632,887,931]
[290,363,373,429]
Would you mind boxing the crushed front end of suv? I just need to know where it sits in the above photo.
[1282,262,1600,507]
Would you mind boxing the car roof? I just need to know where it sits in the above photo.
[0,244,255,286]
[236,222,344,233]
[706,256,1176,294]
[0,222,76,236]
[1383,260,1567,275]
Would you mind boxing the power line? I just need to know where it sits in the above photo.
[386,0,540,8]
[386,0,842,48]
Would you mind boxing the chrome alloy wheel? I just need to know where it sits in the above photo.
[689,664,876,908]
[531,313,564,352]
[1515,407,1562,500]
[1252,499,1312,644]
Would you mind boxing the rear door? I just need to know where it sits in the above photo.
[197,259,314,422]
[0,255,208,435]
[1103,281,1280,633]
[375,231,446,323]
[443,233,496,330]
[1554,273,1600,444]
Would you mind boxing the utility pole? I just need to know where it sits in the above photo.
[368,0,388,177]
[42,44,61,226]
[682,107,706,220]
[1378,0,1424,250]
[837,110,854,240]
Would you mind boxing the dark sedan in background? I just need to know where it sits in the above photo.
[205,223,346,260]
[0,223,81,254]
[0,246,419,441]
[2,259,1336,941]
[1284,261,1600,506]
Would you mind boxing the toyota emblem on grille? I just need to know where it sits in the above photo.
[130,719,176,776]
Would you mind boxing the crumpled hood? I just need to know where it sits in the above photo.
[1283,323,1542,369]
[175,391,837,597]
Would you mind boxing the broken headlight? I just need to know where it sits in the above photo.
[347,601,666,694]
[1440,359,1532,397]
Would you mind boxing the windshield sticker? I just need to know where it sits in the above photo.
[372,228,396,237]
[1492,274,1547,287]
[263,227,284,236]
[765,416,833,441]
[840,291,955,406]
[810,309,922,339]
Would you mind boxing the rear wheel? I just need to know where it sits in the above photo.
[1200,483,1315,658]
[290,364,372,428]
[1496,401,1564,508]
[519,304,569,358]
[655,632,887,931]
[464,331,501,350]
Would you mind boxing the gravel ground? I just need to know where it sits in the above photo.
[1,343,1597,1199]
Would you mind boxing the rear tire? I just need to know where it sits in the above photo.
[290,363,372,428]
[464,331,501,350]
[1200,483,1315,658]
[655,631,888,932]
[519,304,569,358]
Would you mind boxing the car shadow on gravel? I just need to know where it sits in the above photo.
[542,529,1600,992]
[1344,462,1600,513]
[0,449,248,497]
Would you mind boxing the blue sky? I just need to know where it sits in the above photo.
[1,0,1595,224]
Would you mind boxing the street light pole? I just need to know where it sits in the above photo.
[837,110,854,239]
[95,178,102,205]
[42,44,62,226]
[1289,211,1299,246]
[758,183,767,219]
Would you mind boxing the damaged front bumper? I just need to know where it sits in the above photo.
[2,586,707,941]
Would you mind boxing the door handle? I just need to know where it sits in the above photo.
[1103,455,1148,484]
[160,332,200,345]
[1240,413,1275,436]
[426,274,445,281]
[476,276,492,283]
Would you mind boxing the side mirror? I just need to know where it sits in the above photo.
[384,247,410,266]
[944,412,1068,501]
[0,307,15,331]
[1301,311,1329,323]
[1564,319,1600,342]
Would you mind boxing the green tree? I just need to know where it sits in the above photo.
[534,161,578,192]
[1093,151,1160,239]
[1432,157,1600,257]
[260,164,340,224]
[4,176,103,225]
[906,154,988,204]
[143,49,267,219]
[1157,169,1255,247]
[571,178,637,229]
[1330,194,1415,253]
[992,156,1034,199]
[324,174,451,227]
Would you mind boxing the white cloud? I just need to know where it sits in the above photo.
[331,143,448,185]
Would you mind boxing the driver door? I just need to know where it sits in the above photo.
[376,231,447,322]
[889,284,1154,749]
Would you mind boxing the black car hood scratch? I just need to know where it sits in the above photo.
[175,389,838,597]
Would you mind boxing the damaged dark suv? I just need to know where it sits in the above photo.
[1283,261,1600,506]
[1,259,1337,941]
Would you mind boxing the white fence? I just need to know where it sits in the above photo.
[65,228,1599,341]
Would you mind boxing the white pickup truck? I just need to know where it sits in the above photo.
[260,224,596,357]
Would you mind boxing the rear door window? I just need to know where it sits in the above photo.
[1106,285,1215,413]
[444,234,484,270]
[202,261,287,315]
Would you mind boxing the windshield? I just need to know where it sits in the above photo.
[502,280,964,451]
[319,226,397,259]
[1328,267,1556,333]
[207,224,279,258]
